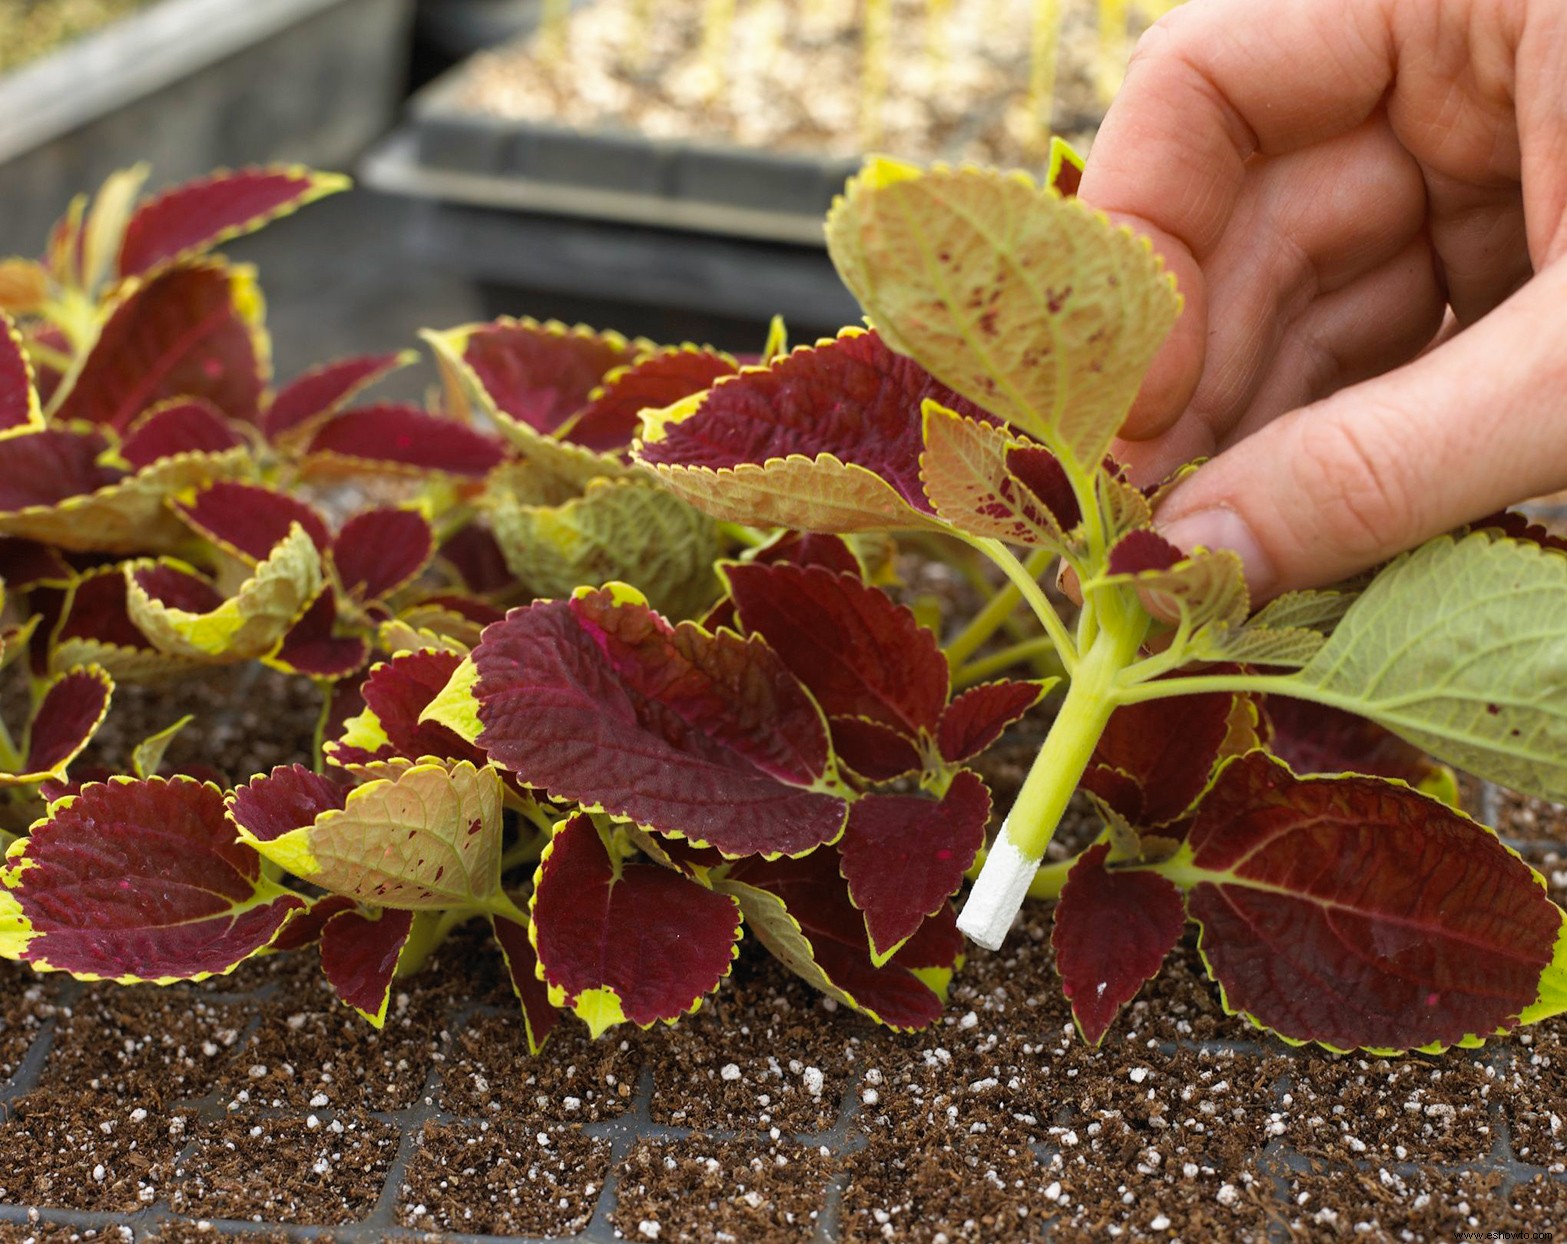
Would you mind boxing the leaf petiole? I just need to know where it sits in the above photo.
[966,537,1078,675]
[953,636,1064,689]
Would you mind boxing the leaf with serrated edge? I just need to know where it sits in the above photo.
[491,914,561,1053]
[319,906,415,1027]
[1052,842,1184,1044]
[332,507,435,603]
[118,166,349,280]
[328,649,485,768]
[562,344,738,454]
[826,160,1180,468]
[305,405,507,478]
[264,350,417,444]
[456,317,641,436]
[1290,534,1567,801]
[423,326,628,489]
[451,587,848,857]
[1249,589,1355,634]
[918,402,1074,550]
[530,814,742,1036]
[636,328,988,533]
[717,851,960,1030]
[0,310,42,437]
[236,761,503,910]
[1164,751,1563,1052]
[937,679,1048,765]
[117,398,246,470]
[0,665,114,787]
[1264,698,1448,790]
[486,476,722,620]
[839,770,990,964]
[172,481,331,565]
[4,776,305,981]
[1084,686,1236,827]
[1189,623,1325,669]
[126,525,321,661]
[1105,540,1249,633]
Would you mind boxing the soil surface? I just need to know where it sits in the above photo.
[451,0,1133,168]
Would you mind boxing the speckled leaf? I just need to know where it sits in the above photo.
[486,476,722,619]
[1084,686,1237,827]
[1291,534,1567,801]
[0,310,42,437]
[126,525,321,661]
[491,914,562,1053]
[3,777,305,981]
[636,329,989,533]
[263,350,416,444]
[726,562,948,750]
[235,761,504,911]
[171,482,330,564]
[1106,532,1248,631]
[1168,751,1565,1051]
[304,405,507,478]
[118,166,348,279]
[838,770,991,963]
[563,344,738,453]
[53,262,268,429]
[937,680,1046,765]
[1052,842,1184,1045]
[319,906,415,1026]
[919,402,1077,549]
[719,851,962,1029]
[0,666,112,787]
[531,814,743,1036]
[825,160,1180,467]
[451,587,848,857]
[332,507,434,603]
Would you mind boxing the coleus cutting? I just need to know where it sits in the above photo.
[621,143,1567,1053]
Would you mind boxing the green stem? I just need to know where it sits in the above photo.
[943,546,1055,667]
[501,831,549,874]
[967,538,1078,675]
[1112,670,1308,705]
[956,608,1145,949]
[954,636,1063,689]
[395,910,451,977]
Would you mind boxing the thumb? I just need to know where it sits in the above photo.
[1152,261,1567,600]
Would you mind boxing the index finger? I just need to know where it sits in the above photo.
[1082,0,1397,440]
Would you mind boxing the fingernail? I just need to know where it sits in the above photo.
[1158,507,1276,601]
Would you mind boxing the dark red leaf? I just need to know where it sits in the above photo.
[343,649,486,767]
[700,532,863,631]
[726,563,948,741]
[269,591,368,680]
[533,814,742,1029]
[1108,530,1182,576]
[416,593,505,627]
[1083,688,1236,827]
[227,764,349,844]
[828,716,925,781]
[24,667,112,776]
[638,329,990,515]
[437,523,514,595]
[0,538,74,589]
[10,778,305,979]
[1185,752,1565,1050]
[566,348,738,453]
[54,264,266,429]
[54,568,147,651]
[131,563,224,613]
[306,405,507,477]
[117,167,344,278]
[117,399,245,470]
[1265,698,1445,786]
[838,770,991,960]
[491,914,562,1052]
[1051,842,1185,1044]
[471,591,847,856]
[938,680,1043,765]
[1007,445,1081,530]
[0,429,120,512]
[332,508,434,602]
[463,320,636,435]
[172,481,330,561]
[271,894,357,953]
[320,906,415,1021]
[1,310,37,434]
[264,352,412,443]
[1469,510,1567,555]
[725,850,958,1029]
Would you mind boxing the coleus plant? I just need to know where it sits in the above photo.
[618,144,1567,1054]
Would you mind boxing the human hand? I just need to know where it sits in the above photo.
[1080,0,1567,600]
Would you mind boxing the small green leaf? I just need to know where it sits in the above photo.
[826,160,1181,469]
[1291,533,1567,801]
[131,715,193,780]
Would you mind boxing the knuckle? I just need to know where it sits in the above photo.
[1287,406,1418,564]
